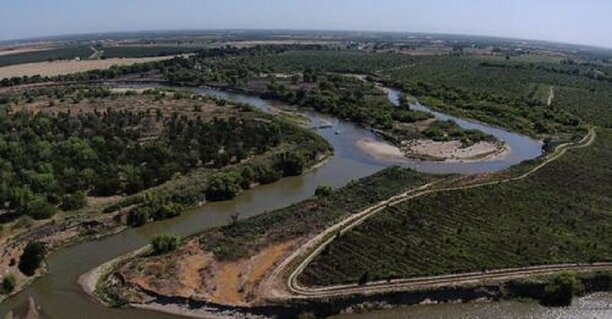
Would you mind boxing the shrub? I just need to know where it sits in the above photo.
[274,151,305,176]
[127,208,150,227]
[151,202,184,221]
[60,192,87,211]
[315,185,333,197]
[151,234,180,254]
[358,271,370,286]
[25,197,57,220]
[255,165,282,184]
[543,272,583,306]
[18,241,46,276]
[1,275,16,294]
[206,172,241,201]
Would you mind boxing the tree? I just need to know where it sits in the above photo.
[358,271,370,286]
[1,275,16,294]
[315,185,333,197]
[25,197,57,220]
[543,272,583,306]
[151,202,183,221]
[18,241,46,276]
[274,151,305,176]
[127,208,150,227]
[151,234,180,254]
[60,192,87,211]
[206,172,241,201]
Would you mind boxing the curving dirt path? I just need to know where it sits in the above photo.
[263,127,599,301]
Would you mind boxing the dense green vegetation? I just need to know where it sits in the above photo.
[553,86,612,128]
[201,167,441,261]
[151,234,180,254]
[161,48,607,140]
[1,275,16,294]
[162,51,495,147]
[300,129,612,286]
[0,87,328,224]
[18,241,47,276]
[100,45,202,58]
[422,120,493,146]
[543,272,583,306]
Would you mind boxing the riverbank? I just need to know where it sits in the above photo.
[0,83,332,306]
[0,149,332,306]
[0,212,125,304]
[88,168,440,314]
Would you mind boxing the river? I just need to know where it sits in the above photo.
[2,84,597,319]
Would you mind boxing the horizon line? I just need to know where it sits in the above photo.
[2,28,612,52]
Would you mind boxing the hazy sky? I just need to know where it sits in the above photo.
[1,0,611,47]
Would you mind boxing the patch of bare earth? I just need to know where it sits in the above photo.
[357,137,509,162]
[0,46,53,56]
[118,239,299,307]
[0,56,174,79]
[403,139,509,162]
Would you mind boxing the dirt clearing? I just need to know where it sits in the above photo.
[0,56,175,79]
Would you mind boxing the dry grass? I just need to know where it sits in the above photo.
[0,56,174,79]
[0,46,52,57]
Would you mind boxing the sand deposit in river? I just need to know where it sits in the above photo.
[357,138,509,162]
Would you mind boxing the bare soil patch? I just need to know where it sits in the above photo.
[0,56,173,79]
[0,46,53,57]
[117,238,299,306]
[357,137,509,162]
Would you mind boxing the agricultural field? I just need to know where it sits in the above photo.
[299,129,612,286]
[553,86,612,128]
[0,45,93,67]
[0,56,175,79]
[0,44,204,67]
[100,45,204,58]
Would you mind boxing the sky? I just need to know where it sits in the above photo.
[1,0,611,48]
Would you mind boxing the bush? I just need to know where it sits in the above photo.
[256,165,282,184]
[206,172,241,201]
[151,234,180,254]
[60,192,87,211]
[274,151,305,176]
[18,241,46,276]
[25,197,57,220]
[151,202,184,221]
[543,272,583,306]
[1,275,16,294]
[358,271,370,285]
[315,185,333,197]
[127,208,150,227]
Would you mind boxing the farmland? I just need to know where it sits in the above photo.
[0,46,93,67]
[0,56,175,79]
[0,44,204,67]
[299,129,612,286]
